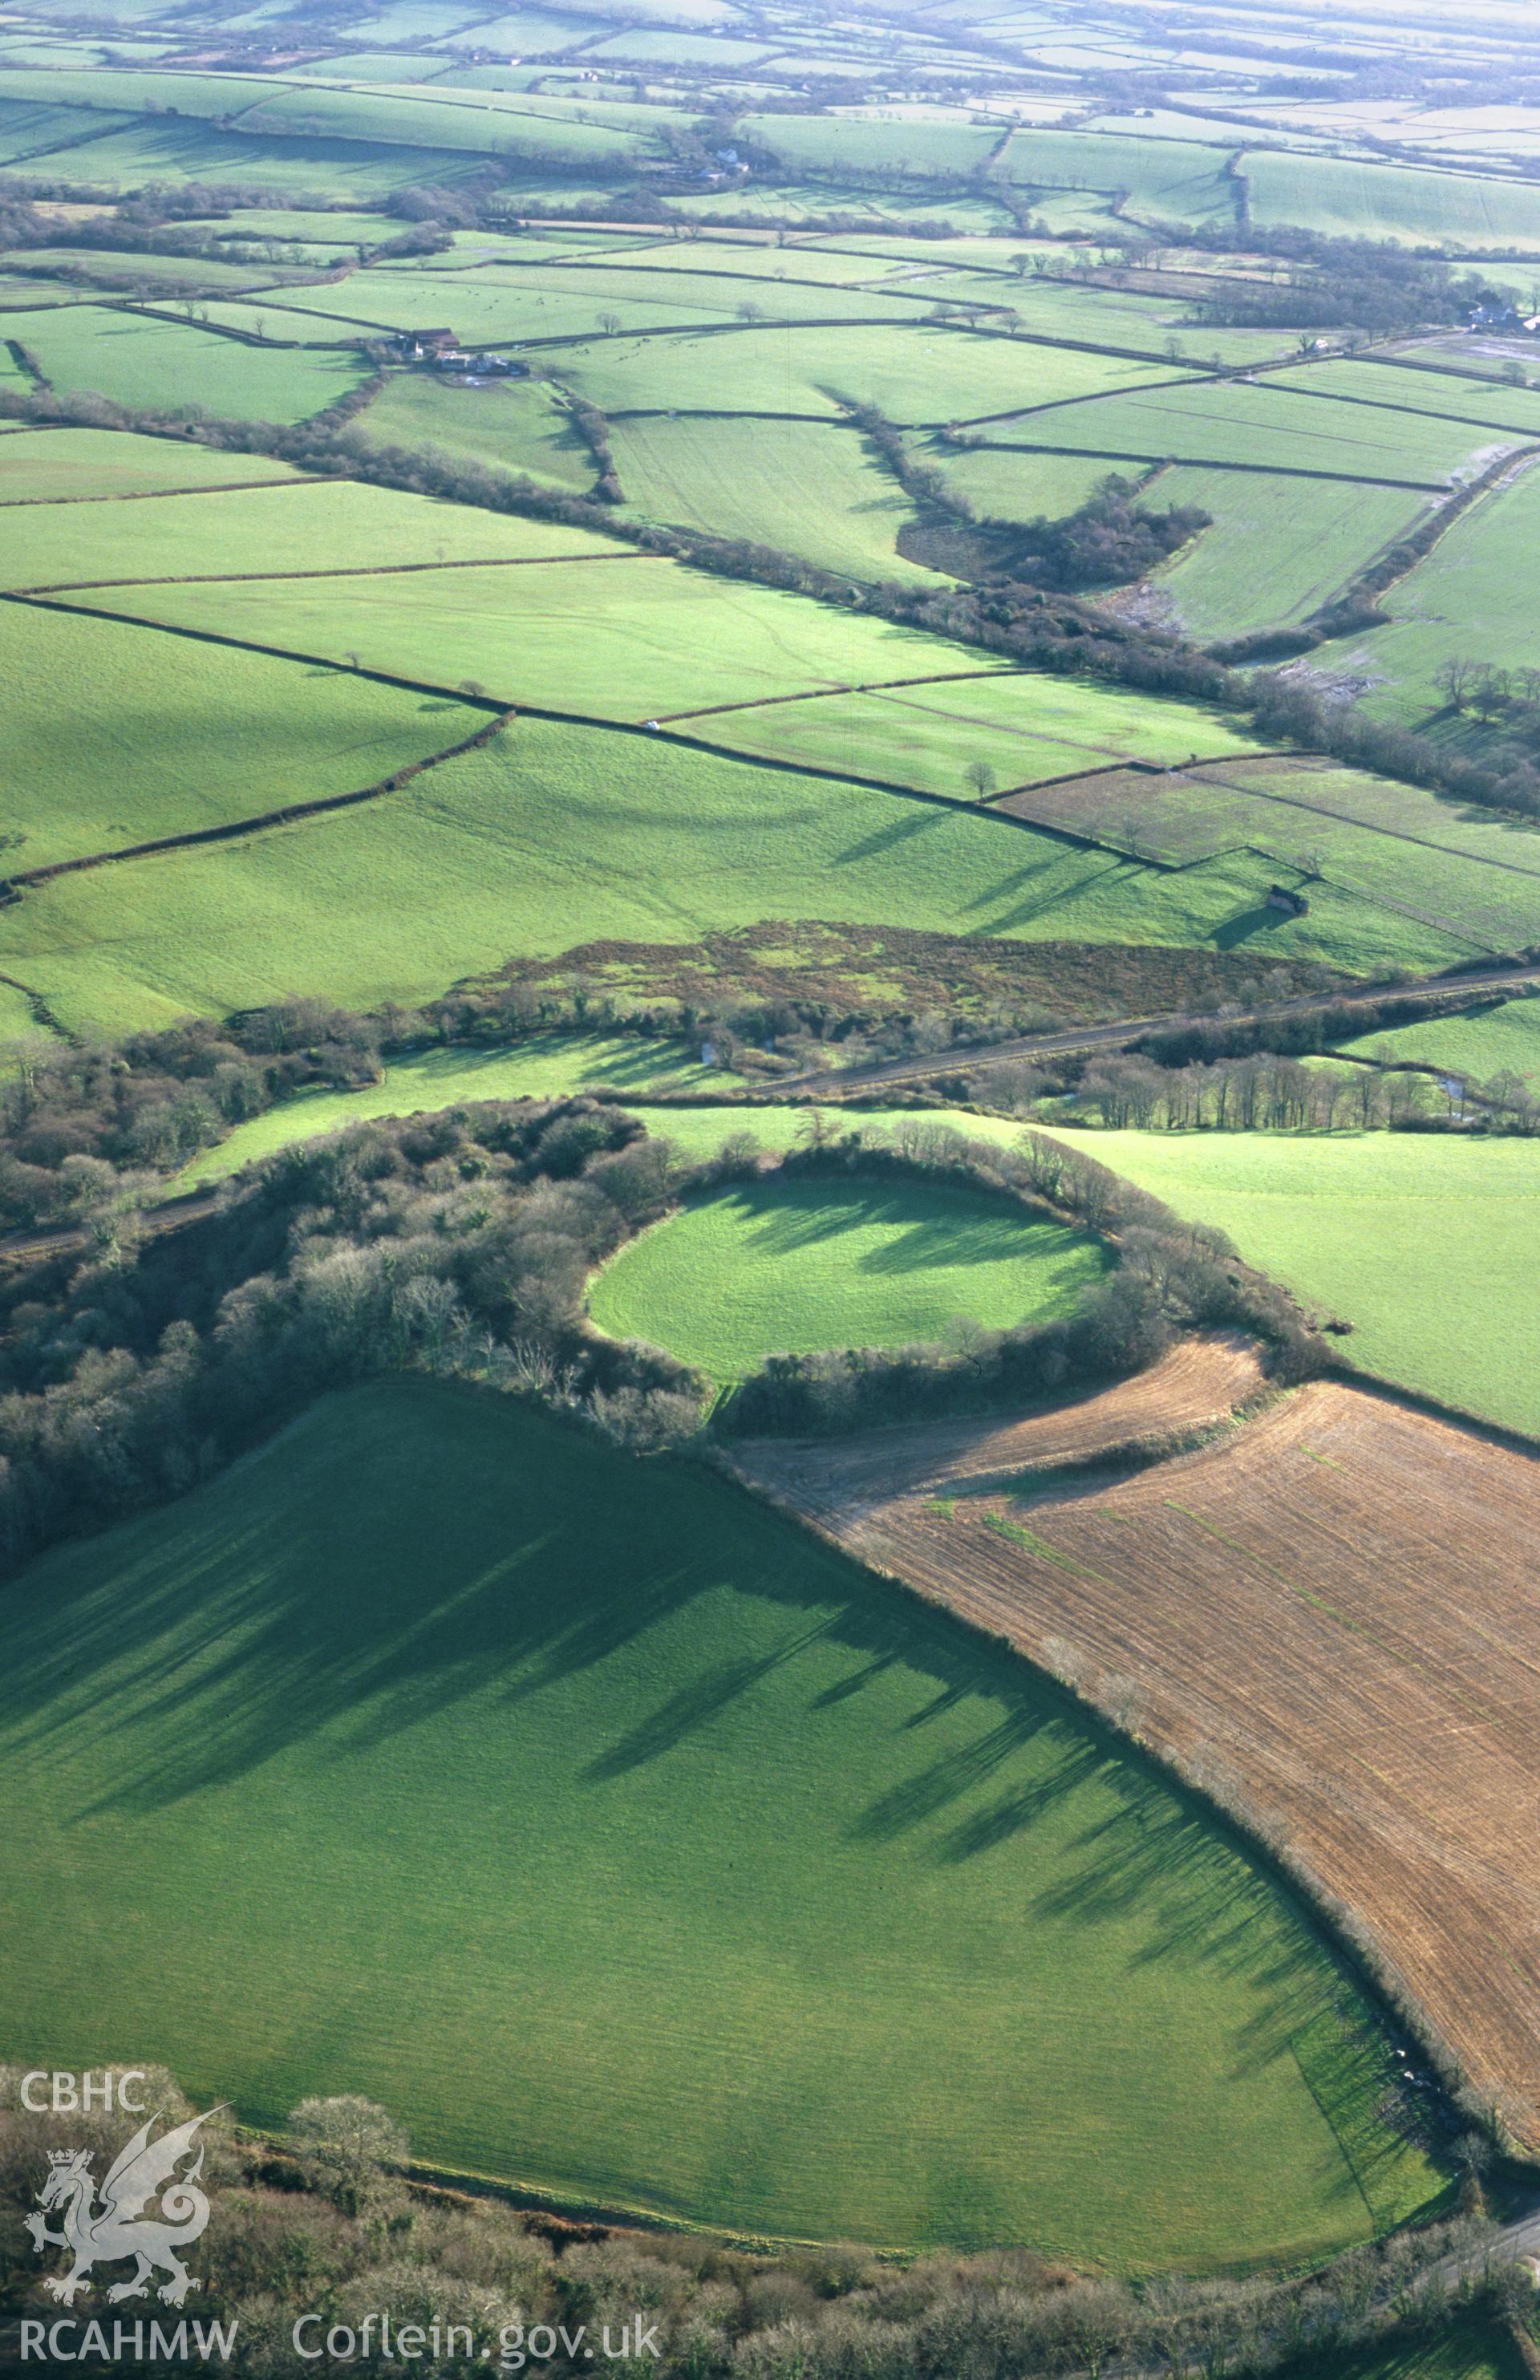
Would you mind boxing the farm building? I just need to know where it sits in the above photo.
[1266,884,1311,917]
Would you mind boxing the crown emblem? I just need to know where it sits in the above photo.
[47,2148,86,2168]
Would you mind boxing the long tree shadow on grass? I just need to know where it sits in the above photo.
[0,1380,1096,1829]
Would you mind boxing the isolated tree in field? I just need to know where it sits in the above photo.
[459,678,487,699]
[735,298,764,323]
[964,759,997,801]
[795,1109,836,1149]
[597,310,622,335]
[1502,359,1526,386]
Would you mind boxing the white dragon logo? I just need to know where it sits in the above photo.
[25,2105,223,2309]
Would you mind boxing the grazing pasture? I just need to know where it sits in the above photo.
[264,270,738,342]
[2,304,368,420]
[1065,1127,1540,1438]
[0,720,1429,1042]
[355,373,601,493]
[0,425,302,501]
[0,599,484,868]
[70,555,1005,715]
[1242,148,1540,249]
[1008,754,1540,951]
[611,415,943,582]
[736,112,1004,180]
[183,1035,748,1185]
[994,127,1240,229]
[0,477,626,588]
[982,381,1511,485]
[745,1368,1540,2147]
[1270,356,1540,440]
[1137,468,1429,640]
[1315,457,1540,721]
[1333,993,1540,1085]
[0,1376,1440,2262]
[691,669,1266,791]
[930,442,1121,522]
[548,319,1186,423]
[588,1172,1108,1379]
[0,116,482,198]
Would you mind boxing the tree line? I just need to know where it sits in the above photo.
[0,2071,1520,2380]
[0,1095,721,1578]
[723,1119,1329,1438]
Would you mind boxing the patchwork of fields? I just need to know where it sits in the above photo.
[3,0,1540,2309]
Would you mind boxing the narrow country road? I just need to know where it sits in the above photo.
[756,957,1540,1098]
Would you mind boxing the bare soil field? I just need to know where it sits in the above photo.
[732,1373,1540,2138]
[733,1332,1264,1511]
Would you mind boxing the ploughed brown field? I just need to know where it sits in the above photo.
[732,1350,1540,2137]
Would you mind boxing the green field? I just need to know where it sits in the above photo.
[1347,2324,1530,2380]
[0,600,485,868]
[0,117,483,199]
[0,719,1448,1043]
[1316,457,1540,721]
[0,476,626,588]
[1271,355,1540,438]
[547,318,1184,424]
[933,444,1141,522]
[355,372,601,493]
[612,413,944,582]
[995,126,1240,230]
[588,1170,1108,1378]
[182,1034,747,1183]
[70,555,1006,716]
[261,267,749,342]
[736,111,1004,180]
[194,1093,1033,1189]
[690,668,1266,790]
[0,425,302,501]
[1335,993,1540,1085]
[1242,148,1540,250]
[1061,1128,1540,1439]
[0,1375,1439,2260]
[3,304,367,420]
[1015,754,1540,952]
[982,381,1506,485]
[1142,467,1429,641]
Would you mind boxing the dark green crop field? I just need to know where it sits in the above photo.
[0,1381,1439,2262]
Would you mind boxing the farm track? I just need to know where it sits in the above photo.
[730,1332,1265,1511]
[729,1374,1540,2139]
